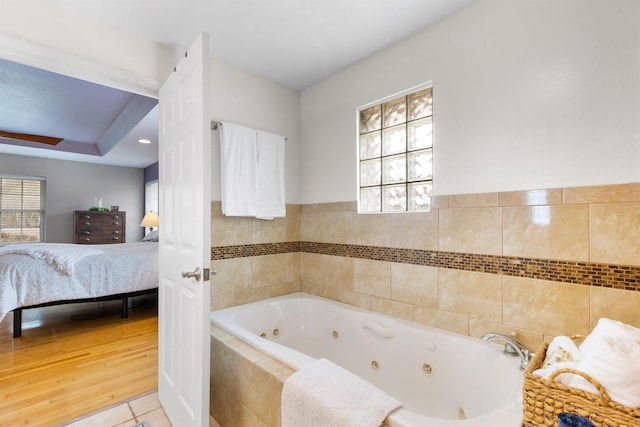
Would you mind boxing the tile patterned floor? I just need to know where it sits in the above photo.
[59,390,220,427]
[60,391,170,427]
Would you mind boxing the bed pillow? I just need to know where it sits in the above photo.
[141,229,159,242]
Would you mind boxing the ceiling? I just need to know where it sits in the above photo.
[0,0,475,168]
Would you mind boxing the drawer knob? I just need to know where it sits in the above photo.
[82,215,91,219]
[113,236,119,240]
[83,231,91,235]
[113,222,120,225]
[113,230,119,234]
[82,237,90,241]
[84,222,91,226]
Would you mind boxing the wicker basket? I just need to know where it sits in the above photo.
[523,341,640,427]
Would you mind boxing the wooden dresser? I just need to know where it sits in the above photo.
[74,210,126,244]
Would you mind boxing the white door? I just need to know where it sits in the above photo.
[158,32,211,427]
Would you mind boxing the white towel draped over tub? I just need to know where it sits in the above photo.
[281,358,402,427]
[219,121,285,219]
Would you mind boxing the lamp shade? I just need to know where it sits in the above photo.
[140,211,159,228]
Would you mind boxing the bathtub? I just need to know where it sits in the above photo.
[210,292,523,427]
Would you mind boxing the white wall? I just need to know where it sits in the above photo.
[0,0,172,94]
[300,0,640,201]
[0,154,144,243]
[209,59,301,204]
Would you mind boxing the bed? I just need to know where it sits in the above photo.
[0,241,158,337]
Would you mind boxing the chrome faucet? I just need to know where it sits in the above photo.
[481,332,533,370]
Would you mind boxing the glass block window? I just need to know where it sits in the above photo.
[0,176,45,243]
[358,86,433,213]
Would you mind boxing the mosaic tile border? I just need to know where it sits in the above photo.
[211,241,301,260]
[211,241,640,291]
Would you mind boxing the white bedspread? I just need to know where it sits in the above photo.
[0,242,158,321]
[0,243,103,275]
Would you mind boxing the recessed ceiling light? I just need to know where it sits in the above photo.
[138,138,152,144]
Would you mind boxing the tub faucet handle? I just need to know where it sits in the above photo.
[481,332,533,370]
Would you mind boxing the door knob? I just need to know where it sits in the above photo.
[181,267,201,281]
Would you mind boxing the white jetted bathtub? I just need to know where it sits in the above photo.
[210,292,524,427]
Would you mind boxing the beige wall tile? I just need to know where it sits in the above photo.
[301,201,356,213]
[300,211,354,244]
[211,258,252,295]
[210,382,240,425]
[211,288,272,311]
[503,204,589,261]
[285,252,301,284]
[336,288,373,310]
[439,207,502,255]
[211,201,223,215]
[269,281,301,297]
[590,202,640,266]
[252,205,300,243]
[371,297,414,321]
[438,269,503,323]
[449,192,499,208]
[564,183,640,204]
[503,277,590,336]
[301,253,353,290]
[255,358,295,384]
[390,263,438,308]
[284,205,301,241]
[228,408,260,427]
[211,336,239,398]
[211,325,235,342]
[413,306,468,335]
[390,211,438,250]
[238,358,281,427]
[590,287,640,329]
[213,215,254,246]
[353,259,390,298]
[499,188,563,207]
[301,253,324,285]
[227,338,272,364]
[431,195,451,209]
[302,280,341,301]
[252,254,289,289]
[252,217,287,244]
[322,255,354,290]
[210,338,241,424]
[354,213,391,246]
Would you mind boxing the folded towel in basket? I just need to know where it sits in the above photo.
[579,318,640,355]
[533,320,640,408]
[281,358,401,427]
[570,335,640,408]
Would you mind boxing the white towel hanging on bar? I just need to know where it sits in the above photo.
[219,121,286,219]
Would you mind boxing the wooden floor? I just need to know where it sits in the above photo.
[0,295,158,426]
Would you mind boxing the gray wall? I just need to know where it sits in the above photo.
[0,153,144,243]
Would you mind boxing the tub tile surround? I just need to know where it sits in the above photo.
[210,184,640,426]
[210,183,640,357]
[211,325,295,427]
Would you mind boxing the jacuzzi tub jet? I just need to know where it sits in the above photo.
[422,363,433,376]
